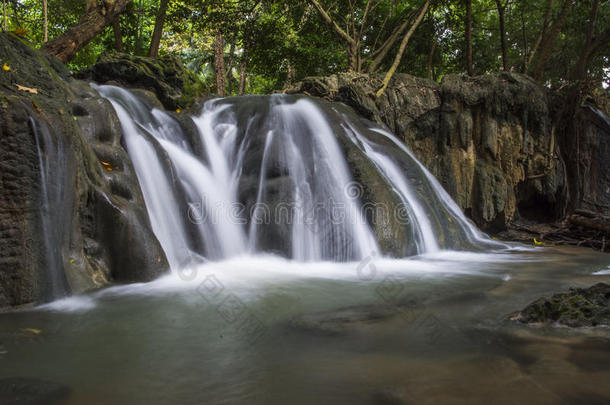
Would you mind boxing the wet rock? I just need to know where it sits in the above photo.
[77,52,206,110]
[0,377,70,405]
[512,283,610,327]
[371,387,410,405]
[0,33,168,308]
[292,72,567,231]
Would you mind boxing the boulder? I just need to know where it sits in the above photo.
[512,283,610,327]
[291,72,569,231]
[0,377,70,405]
[76,52,206,110]
[0,33,168,308]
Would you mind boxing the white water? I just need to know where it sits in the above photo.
[94,86,505,268]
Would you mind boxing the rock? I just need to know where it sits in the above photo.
[77,52,206,110]
[512,283,610,327]
[0,33,168,308]
[0,377,70,405]
[291,72,569,231]
[371,387,410,405]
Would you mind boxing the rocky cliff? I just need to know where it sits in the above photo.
[291,73,609,232]
[0,34,168,308]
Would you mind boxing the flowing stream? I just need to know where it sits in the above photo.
[1,89,609,404]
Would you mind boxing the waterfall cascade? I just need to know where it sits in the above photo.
[95,85,506,267]
[30,116,70,299]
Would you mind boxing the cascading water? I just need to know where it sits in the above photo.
[30,116,70,300]
[94,85,506,268]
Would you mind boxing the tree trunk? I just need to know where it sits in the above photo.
[520,4,528,71]
[376,0,429,98]
[214,31,226,97]
[3,0,7,32]
[465,0,473,75]
[148,0,169,58]
[495,0,507,70]
[427,33,438,80]
[43,0,48,42]
[531,0,573,80]
[41,0,132,63]
[570,0,600,81]
[112,16,123,52]
[226,43,236,95]
[307,0,359,71]
[526,0,554,71]
[367,15,412,73]
[238,60,247,95]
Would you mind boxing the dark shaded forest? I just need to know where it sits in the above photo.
[1,0,608,96]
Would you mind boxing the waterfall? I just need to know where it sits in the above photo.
[30,116,70,300]
[95,85,505,267]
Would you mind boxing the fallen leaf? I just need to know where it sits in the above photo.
[176,109,181,114]
[2,64,11,72]
[21,328,41,335]
[533,238,544,246]
[100,161,113,172]
[15,84,37,94]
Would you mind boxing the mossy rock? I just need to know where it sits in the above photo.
[77,52,206,110]
[512,283,610,327]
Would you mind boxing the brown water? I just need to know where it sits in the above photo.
[1,246,609,404]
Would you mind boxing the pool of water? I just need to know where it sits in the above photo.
[1,246,610,404]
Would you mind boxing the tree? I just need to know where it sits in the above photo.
[465,0,473,75]
[214,30,226,96]
[528,0,573,80]
[377,0,429,97]
[307,0,430,74]
[149,0,169,58]
[43,0,48,42]
[41,0,132,62]
[570,0,610,82]
[3,0,7,32]
[494,0,508,70]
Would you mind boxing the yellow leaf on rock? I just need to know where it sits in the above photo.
[533,238,544,246]
[21,328,41,335]
[100,161,113,172]
[15,84,37,94]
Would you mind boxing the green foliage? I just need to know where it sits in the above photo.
[3,0,608,93]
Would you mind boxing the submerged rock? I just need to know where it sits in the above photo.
[0,377,70,405]
[288,305,398,335]
[512,283,610,327]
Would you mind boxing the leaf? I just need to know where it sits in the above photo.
[176,109,181,114]
[15,84,38,94]
[2,64,11,72]
[100,161,113,172]
[21,328,41,335]
[533,238,544,246]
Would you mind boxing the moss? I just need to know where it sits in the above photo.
[515,283,610,327]
[76,52,207,110]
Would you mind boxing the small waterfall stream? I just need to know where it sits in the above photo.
[30,116,70,300]
[95,85,506,267]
